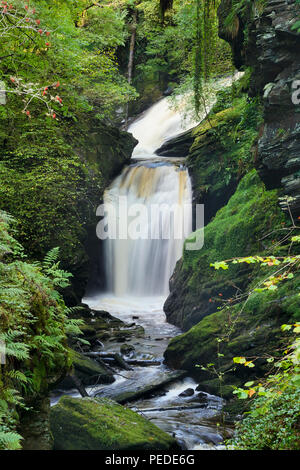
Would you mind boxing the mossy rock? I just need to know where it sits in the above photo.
[50,397,179,450]
[164,170,284,330]
[187,94,262,225]
[59,352,114,389]
[110,370,187,404]
[164,272,300,396]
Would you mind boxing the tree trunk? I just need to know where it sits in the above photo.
[125,8,138,129]
[69,374,89,397]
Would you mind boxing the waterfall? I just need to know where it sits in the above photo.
[101,96,194,297]
[88,74,244,301]
[129,96,198,159]
[103,162,192,296]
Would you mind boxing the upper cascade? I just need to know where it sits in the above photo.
[128,95,198,159]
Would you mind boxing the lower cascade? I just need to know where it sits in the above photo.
[103,162,192,296]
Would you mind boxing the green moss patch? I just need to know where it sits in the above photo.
[50,396,178,450]
[164,269,300,398]
[165,170,284,330]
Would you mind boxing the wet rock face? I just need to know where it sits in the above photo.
[247,0,300,217]
[219,0,300,216]
[179,388,195,398]
[20,397,53,450]
[155,129,195,158]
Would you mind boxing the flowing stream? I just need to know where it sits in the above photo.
[52,78,240,447]
[80,90,237,450]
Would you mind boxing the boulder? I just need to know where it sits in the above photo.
[120,343,135,357]
[96,370,187,404]
[155,129,194,158]
[50,396,179,450]
[179,388,194,397]
[58,351,114,389]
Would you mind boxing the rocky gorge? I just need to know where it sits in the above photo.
[0,0,299,453]
[155,10,300,444]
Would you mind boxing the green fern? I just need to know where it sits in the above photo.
[42,247,60,269]
[0,431,22,450]
[0,210,75,449]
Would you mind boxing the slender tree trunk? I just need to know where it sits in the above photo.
[125,8,138,129]
[128,10,137,86]
[70,374,89,397]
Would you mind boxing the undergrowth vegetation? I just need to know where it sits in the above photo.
[0,211,82,449]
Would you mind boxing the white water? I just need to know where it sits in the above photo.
[103,163,192,296]
[101,93,197,297]
[80,83,239,449]
[130,72,244,160]
[130,95,198,159]
[101,74,245,297]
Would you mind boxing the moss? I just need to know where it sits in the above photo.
[191,105,243,147]
[187,92,263,225]
[72,352,114,386]
[165,170,284,330]
[164,271,299,397]
[50,397,178,450]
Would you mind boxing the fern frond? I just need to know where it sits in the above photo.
[7,370,29,384]
[43,247,60,269]
[0,431,22,450]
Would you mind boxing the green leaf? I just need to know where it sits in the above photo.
[210,261,229,270]
[233,357,246,364]
[244,381,254,387]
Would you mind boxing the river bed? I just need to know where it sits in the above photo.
[73,296,232,450]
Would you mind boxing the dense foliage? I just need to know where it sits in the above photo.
[229,325,300,450]
[0,1,139,298]
[0,0,137,121]
[130,0,232,115]
[211,239,300,449]
[0,211,82,449]
[1,0,297,453]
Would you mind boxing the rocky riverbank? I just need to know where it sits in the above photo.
[161,0,300,403]
[50,297,232,450]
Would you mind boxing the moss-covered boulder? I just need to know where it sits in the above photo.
[164,170,284,330]
[58,352,114,389]
[164,271,300,398]
[72,352,114,386]
[50,397,179,450]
